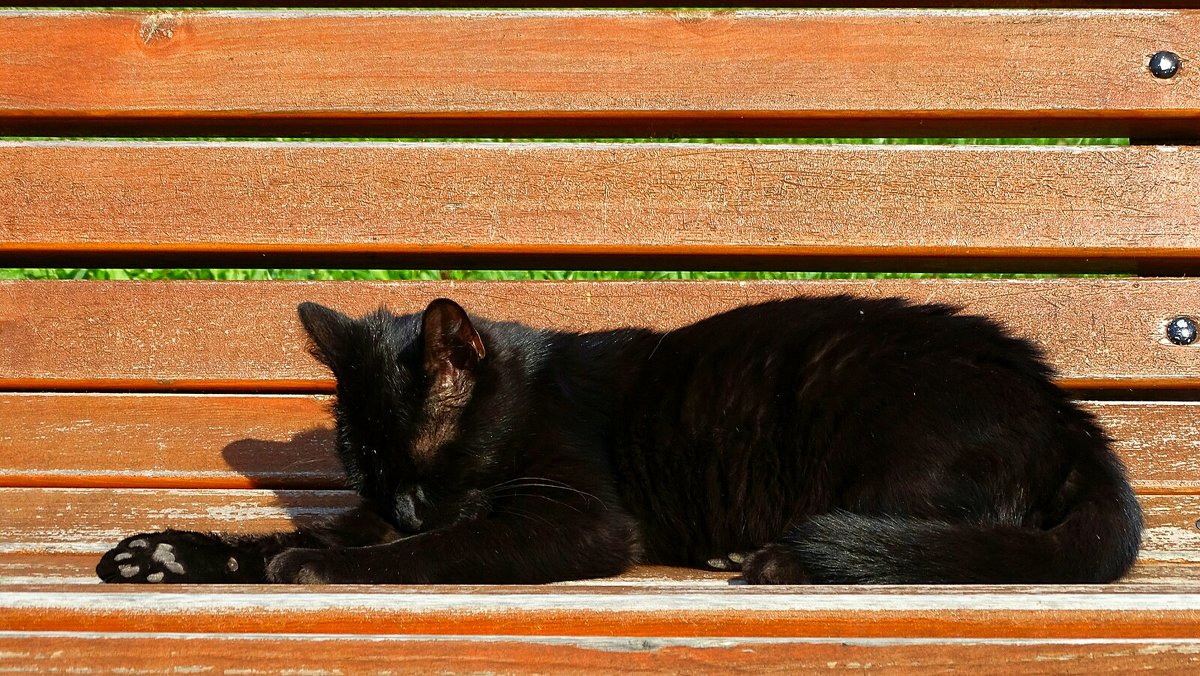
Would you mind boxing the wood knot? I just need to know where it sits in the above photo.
[673,10,735,35]
[139,14,179,49]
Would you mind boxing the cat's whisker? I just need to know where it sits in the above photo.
[489,492,584,513]
[494,506,557,529]
[489,476,577,490]
[487,477,598,496]
[487,483,606,508]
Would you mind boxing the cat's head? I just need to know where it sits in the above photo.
[297,298,526,533]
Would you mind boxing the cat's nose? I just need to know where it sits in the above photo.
[393,486,427,532]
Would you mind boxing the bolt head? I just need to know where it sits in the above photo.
[1149,51,1181,79]
[1167,316,1197,346]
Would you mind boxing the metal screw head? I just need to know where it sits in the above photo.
[1167,316,1197,346]
[1149,51,1181,79]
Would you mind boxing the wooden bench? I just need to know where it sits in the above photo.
[2,4,1200,672]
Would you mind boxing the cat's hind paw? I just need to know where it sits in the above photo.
[266,548,335,584]
[96,530,250,584]
[738,543,811,585]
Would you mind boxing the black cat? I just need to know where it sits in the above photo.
[97,295,1143,585]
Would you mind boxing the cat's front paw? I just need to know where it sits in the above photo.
[266,548,337,584]
[96,530,251,584]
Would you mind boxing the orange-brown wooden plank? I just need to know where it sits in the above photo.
[0,552,1192,587]
[1,394,1197,492]
[2,583,1200,638]
[0,488,359,554]
[0,633,1199,673]
[0,394,342,489]
[3,142,1199,273]
[0,10,1197,138]
[31,1,1200,8]
[0,279,1197,390]
[0,553,743,586]
[0,489,1192,564]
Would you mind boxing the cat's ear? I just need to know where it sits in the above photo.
[422,298,486,376]
[297,302,354,368]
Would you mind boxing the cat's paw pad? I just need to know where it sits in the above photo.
[267,548,334,584]
[739,543,811,585]
[96,531,240,584]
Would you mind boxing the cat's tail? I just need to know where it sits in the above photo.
[766,418,1144,584]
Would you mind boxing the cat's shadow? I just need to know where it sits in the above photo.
[221,427,358,526]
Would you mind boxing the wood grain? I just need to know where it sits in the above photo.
[1,394,1197,492]
[0,11,1197,138]
[0,552,1193,587]
[0,633,1198,674]
[0,394,341,489]
[0,554,742,586]
[1,279,1197,390]
[29,1,1200,9]
[2,583,1200,637]
[3,142,1199,273]
[0,488,1192,563]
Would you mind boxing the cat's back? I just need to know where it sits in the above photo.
[640,294,1028,373]
[609,295,1063,561]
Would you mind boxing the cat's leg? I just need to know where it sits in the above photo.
[96,506,398,584]
[266,494,639,584]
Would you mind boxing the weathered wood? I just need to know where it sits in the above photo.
[1,394,1197,492]
[0,633,1198,674]
[2,584,1200,637]
[0,554,743,586]
[0,488,1193,563]
[0,488,359,554]
[1,10,1197,138]
[1,280,1197,390]
[0,393,341,489]
[0,553,101,585]
[1095,401,1200,494]
[28,1,1200,9]
[1138,497,1200,563]
[3,142,1199,273]
[0,551,1191,587]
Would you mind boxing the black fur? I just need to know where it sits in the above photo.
[97,295,1142,585]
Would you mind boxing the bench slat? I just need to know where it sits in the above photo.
[1,279,1196,390]
[0,553,1192,587]
[0,394,340,489]
[0,555,739,586]
[4,142,1195,274]
[0,633,1198,673]
[1,584,1200,637]
[26,1,1200,8]
[3,142,1199,273]
[1,394,1196,492]
[1,10,1197,138]
[0,488,1193,563]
